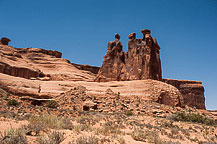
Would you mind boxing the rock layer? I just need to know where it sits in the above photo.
[163,79,206,109]
[0,44,96,81]
[0,61,45,79]
[95,29,162,82]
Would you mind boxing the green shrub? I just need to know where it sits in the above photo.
[46,100,59,108]
[7,99,19,106]
[171,112,217,126]
[125,110,133,116]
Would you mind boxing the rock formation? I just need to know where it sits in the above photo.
[0,37,11,45]
[163,79,206,109]
[0,35,207,109]
[95,29,162,82]
[95,33,125,81]
[0,40,96,81]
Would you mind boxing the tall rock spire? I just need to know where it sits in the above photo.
[95,29,162,82]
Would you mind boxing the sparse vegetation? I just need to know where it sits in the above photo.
[118,136,126,144]
[0,88,9,100]
[75,135,99,144]
[74,124,92,134]
[7,99,19,106]
[0,128,27,144]
[22,123,46,136]
[28,115,73,130]
[125,110,133,116]
[131,129,162,143]
[171,112,217,126]
[46,100,59,108]
[36,131,65,144]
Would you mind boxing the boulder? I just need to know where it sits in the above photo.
[0,37,11,45]
[83,100,97,111]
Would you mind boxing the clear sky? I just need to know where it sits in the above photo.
[0,0,217,110]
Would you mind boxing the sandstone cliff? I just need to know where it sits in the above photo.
[0,34,206,109]
[0,44,96,81]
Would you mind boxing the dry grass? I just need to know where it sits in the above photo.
[75,135,99,144]
[28,115,73,130]
[0,128,27,144]
[131,129,163,143]
[36,131,65,144]
[22,123,46,136]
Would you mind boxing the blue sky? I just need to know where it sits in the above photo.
[0,0,217,110]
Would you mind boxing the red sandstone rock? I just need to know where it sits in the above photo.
[95,33,126,81]
[0,35,206,110]
[163,79,206,109]
[95,29,162,82]
[0,45,96,81]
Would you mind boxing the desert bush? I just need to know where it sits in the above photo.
[36,131,65,144]
[22,123,46,136]
[131,129,147,142]
[131,129,162,143]
[0,88,9,100]
[0,128,27,144]
[76,135,99,144]
[171,112,217,126]
[118,136,126,144]
[7,99,19,106]
[125,110,133,116]
[95,121,122,136]
[74,124,92,133]
[76,114,101,125]
[180,129,190,136]
[28,115,73,130]
[160,120,175,128]
[46,100,59,108]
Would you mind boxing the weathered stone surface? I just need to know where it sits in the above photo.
[0,37,11,45]
[163,79,206,109]
[18,48,62,58]
[95,29,162,82]
[0,61,44,79]
[95,33,125,81]
[0,45,96,81]
[72,63,100,74]
[83,100,97,111]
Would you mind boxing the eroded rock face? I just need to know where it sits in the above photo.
[0,61,45,79]
[95,33,126,81]
[0,45,96,81]
[163,79,206,109]
[95,29,162,82]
